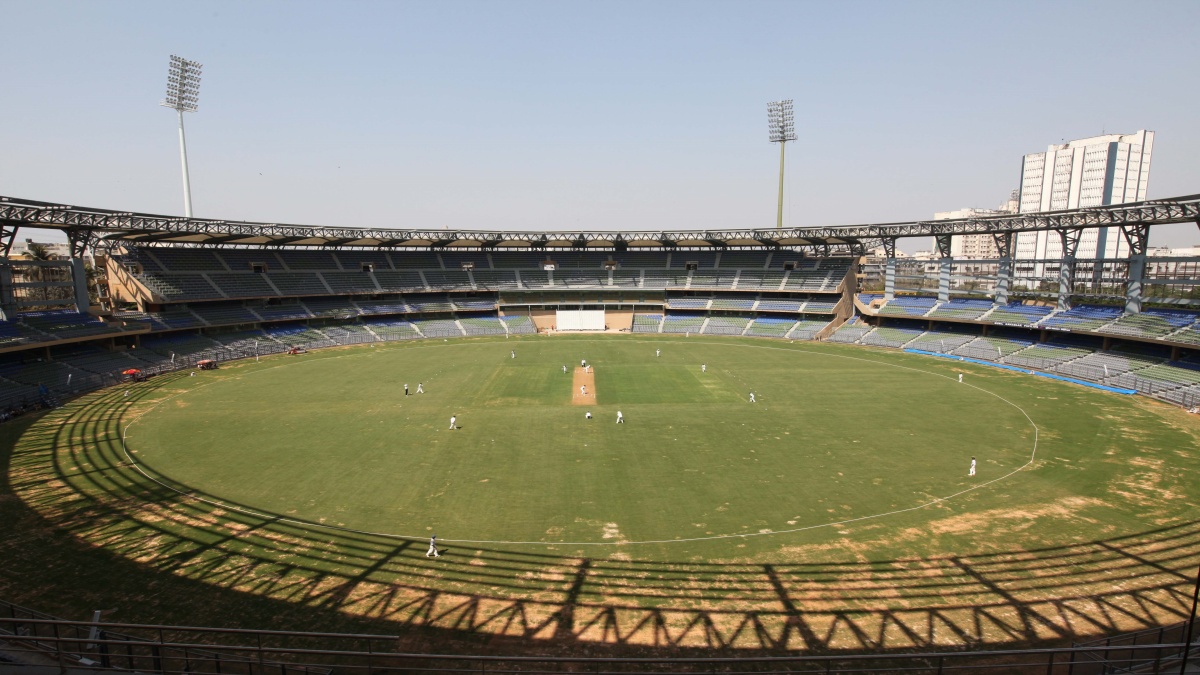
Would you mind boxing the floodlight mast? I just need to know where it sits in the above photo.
[767,99,796,229]
[160,55,202,218]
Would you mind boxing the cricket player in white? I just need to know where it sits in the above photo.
[968,457,976,476]
[958,373,963,383]
[616,410,624,423]
[426,534,440,558]
[656,349,660,357]
[449,415,456,430]
[417,383,424,394]
[511,350,515,359]
[580,385,587,396]
[701,364,706,373]
[749,392,756,403]
[562,365,567,374]
[585,411,592,420]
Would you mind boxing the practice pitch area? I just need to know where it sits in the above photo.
[3,333,1198,652]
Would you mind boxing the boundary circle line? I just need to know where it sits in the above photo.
[114,336,1040,547]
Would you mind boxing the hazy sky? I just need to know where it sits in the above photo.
[2,0,1197,253]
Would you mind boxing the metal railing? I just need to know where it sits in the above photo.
[1,606,1197,675]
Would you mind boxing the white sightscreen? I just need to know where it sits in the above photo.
[556,309,605,331]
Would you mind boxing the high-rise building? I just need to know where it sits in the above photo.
[1015,130,1153,260]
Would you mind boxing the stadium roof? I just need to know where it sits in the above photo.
[1,194,1197,252]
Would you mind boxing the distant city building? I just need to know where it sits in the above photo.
[1016,130,1154,260]
[9,240,74,260]
[1149,245,1200,258]
[935,191,1019,260]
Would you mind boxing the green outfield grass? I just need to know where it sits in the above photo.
[125,338,1034,549]
[2,334,1199,651]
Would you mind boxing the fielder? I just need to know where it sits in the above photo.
[426,534,440,558]
[563,365,567,374]
[616,410,624,424]
[968,457,976,476]
[958,373,963,383]
[417,383,424,394]
[449,415,456,430]
[749,392,756,403]
[656,349,660,357]
[701,364,706,373]
[511,350,515,359]
[585,411,592,420]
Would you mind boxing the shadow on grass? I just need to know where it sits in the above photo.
[0,373,1197,657]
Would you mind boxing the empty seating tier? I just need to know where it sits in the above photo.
[631,314,663,333]
[265,272,329,296]
[927,299,994,320]
[1099,308,1200,340]
[905,331,978,353]
[1039,305,1123,331]
[373,271,426,292]
[413,319,465,338]
[709,297,756,311]
[828,323,871,343]
[952,336,1033,361]
[1055,351,1161,382]
[788,319,830,339]
[321,272,380,294]
[668,298,709,310]
[756,299,804,312]
[860,327,925,349]
[702,316,751,336]
[661,314,705,334]
[744,317,796,337]
[502,316,537,334]
[986,303,1054,325]
[460,317,508,336]
[1004,344,1093,370]
[736,271,786,290]
[878,296,937,317]
[207,273,278,298]
[688,271,738,290]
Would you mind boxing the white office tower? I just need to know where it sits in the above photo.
[1016,130,1154,260]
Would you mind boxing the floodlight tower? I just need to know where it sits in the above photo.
[767,99,796,229]
[161,55,202,218]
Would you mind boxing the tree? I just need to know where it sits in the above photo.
[26,242,52,261]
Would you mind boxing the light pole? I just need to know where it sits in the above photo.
[161,55,202,218]
[767,99,796,229]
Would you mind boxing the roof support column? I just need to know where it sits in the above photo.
[1057,229,1082,311]
[0,264,12,321]
[882,237,897,301]
[67,229,95,313]
[936,235,953,303]
[1121,223,1150,314]
[991,232,1013,306]
[0,224,17,321]
[0,224,18,258]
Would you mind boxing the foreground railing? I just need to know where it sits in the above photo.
[0,606,1196,675]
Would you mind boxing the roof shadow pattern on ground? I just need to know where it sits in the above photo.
[2,373,1197,655]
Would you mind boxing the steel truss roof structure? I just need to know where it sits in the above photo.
[1,194,1198,252]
